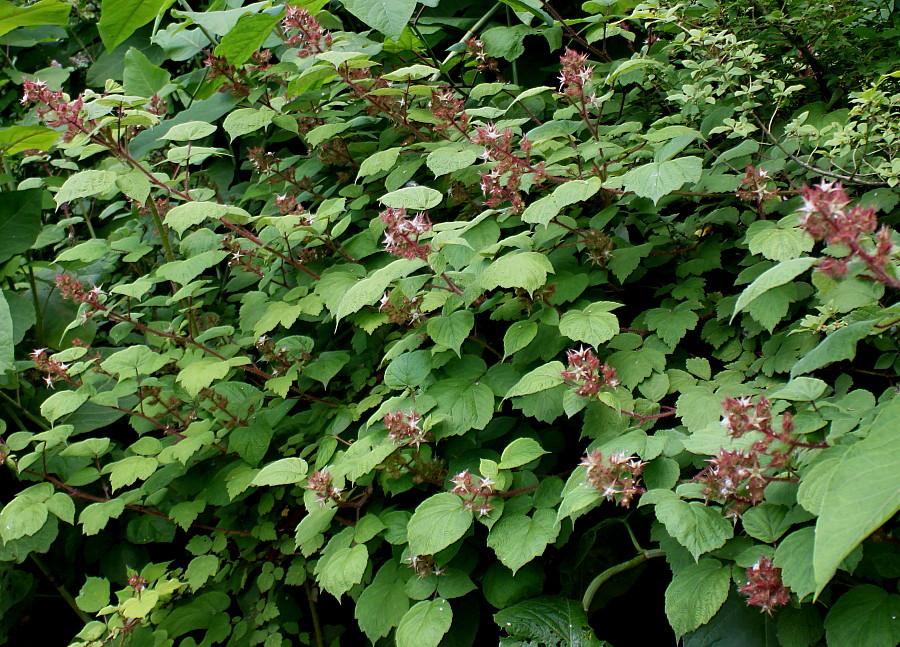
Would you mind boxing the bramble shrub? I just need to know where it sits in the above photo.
[1,1,899,646]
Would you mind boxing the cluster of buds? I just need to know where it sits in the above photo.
[450,469,495,517]
[21,79,95,143]
[30,348,78,390]
[55,274,105,322]
[146,93,168,117]
[696,396,825,517]
[474,123,540,214]
[737,165,779,203]
[379,291,424,326]
[282,5,332,54]
[558,48,594,101]
[306,470,343,506]
[561,347,618,397]
[798,181,896,283]
[127,572,148,594]
[380,207,432,260]
[383,410,429,448]
[254,334,310,376]
[738,555,791,613]
[580,228,615,266]
[580,450,645,507]
[430,88,469,134]
[405,554,444,578]
[464,38,499,75]
[203,53,249,97]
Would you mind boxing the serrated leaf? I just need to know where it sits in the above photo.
[487,509,559,574]
[0,0,71,38]
[98,0,173,52]
[812,403,900,597]
[379,185,443,210]
[342,0,417,40]
[123,47,171,97]
[251,458,309,486]
[559,301,621,347]
[355,561,410,642]
[746,219,814,261]
[214,12,279,66]
[160,120,217,141]
[79,498,126,535]
[499,438,547,469]
[503,321,538,358]
[731,258,816,321]
[791,320,874,377]
[426,310,474,355]
[40,390,88,423]
[482,252,554,295]
[620,156,703,204]
[396,598,453,647]
[222,107,276,141]
[494,596,601,646]
[0,125,59,155]
[407,493,473,556]
[654,498,733,560]
[176,357,249,397]
[824,585,900,647]
[426,144,478,177]
[664,559,731,639]
[522,178,603,226]
[316,542,368,599]
[358,147,401,179]
[55,170,117,207]
[504,361,565,399]
[75,577,110,613]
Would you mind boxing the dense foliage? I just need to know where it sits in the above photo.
[1,1,899,645]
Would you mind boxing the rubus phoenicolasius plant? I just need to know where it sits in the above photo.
[0,1,898,646]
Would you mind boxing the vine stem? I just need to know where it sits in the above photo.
[581,549,666,612]
[429,4,502,80]
[304,580,325,647]
[29,554,92,625]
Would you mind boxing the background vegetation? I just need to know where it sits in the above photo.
[0,0,899,645]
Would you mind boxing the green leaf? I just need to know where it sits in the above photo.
[487,509,560,574]
[176,357,249,397]
[316,542,368,599]
[354,561,410,643]
[559,301,621,348]
[160,120,217,141]
[380,185,443,210]
[494,596,602,646]
[385,351,432,390]
[103,455,158,491]
[407,493,473,556]
[214,12,279,66]
[0,125,59,155]
[777,604,825,647]
[79,498,126,535]
[481,252,554,295]
[824,585,900,647]
[428,380,494,436]
[503,321,538,358]
[165,201,227,236]
[557,467,602,521]
[304,351,349,387]
[0,292,13,374]
[426,144,478,177]
[504,361,565,399]
[123,47,171,97]
[522,178,603,226]
[157,250,229,284]
[774,527,816,600]
[812,404,900,597]
[0,497,48,541]
[0,0,71,38]
[654,498,733,560]
[169,500,205,531]
[185,554,219,590]
[499,438,547,469]
[342,0,417,40]
[98,0,173,52]
[396,599,453,647]
[358,147,401,179]
[771,377,827,401]
[740,503,791,543]
[222,107,276,141]
[102,345,170,377]
[427,310,474,355]
[646,304,699,347]
[75,577,110,613]
[45,492,75,525]
[0,189,41,263]
[791,320,874,377]
[731,258,816,321]
[335,258,425,321]
[664,559,731,639]
[40,390,88,423]
[251,458,309,486]
[619,156,703,204]
[745,219,814,261]
[55,170,117,207]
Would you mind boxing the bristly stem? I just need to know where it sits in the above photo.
[582,549,666,612]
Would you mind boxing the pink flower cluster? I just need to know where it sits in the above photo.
[30,348,76,390]
[580,450,645,507]
[430,88,469,133]
[738,555,791,613]
[561,347,618,397]
[383,410,429,448]
[306,470,343,506]
[380,207,432,260]
[798,181,895,280]
[282,5,332,54]
[450,469,495,517]
[737,165,778,203]
[379,291,425,326]
[474,123,540,214]
[558,48,593,100]
[21,79,92,143]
